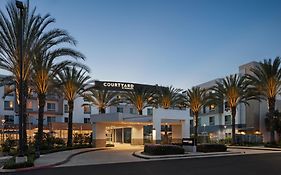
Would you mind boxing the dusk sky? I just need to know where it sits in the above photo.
[1,0,281,89]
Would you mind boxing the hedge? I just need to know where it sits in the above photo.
[144,144,184,155]
[197,144,227,153]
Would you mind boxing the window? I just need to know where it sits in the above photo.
[4,101,14,110]
[27,101,32,110]
[84,118,90,124]
[198,117,201,126]
[130,108,136,114]
[147,108,153,116]
[4,115,14,124]
[203,106,206,113]
[209,104,216,111]
[47,116,56,123]
[83,104,91,114]
[225,115,231,125]
[209,116,215,126]
[224,102,229,111]
[64,117,68,123]
[190,120,194,127]
[117,107,123,113]
[64,104,69,113]
[47,103,56,111]
[4,85,14,96]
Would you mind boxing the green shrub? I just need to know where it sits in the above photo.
[3,154,35,169]
[1,138,17,153]
[144,144,184,155]
[106,143,115,147]
[197,144,227,152]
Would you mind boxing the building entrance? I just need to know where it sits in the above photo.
[106,127,132,144]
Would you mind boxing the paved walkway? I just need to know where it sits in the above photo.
[58,145,145,167]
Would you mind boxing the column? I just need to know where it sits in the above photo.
[181,120,190,139]
[131,125,144,145]
[92,122,106,147]
[153,118,161,144]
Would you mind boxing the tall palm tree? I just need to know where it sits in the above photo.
[0,1,51,150]
[55,66,91,147]
[124,87,155,115]
[31,48,84,154]
[211,74,254,144]
[83,89,120,114]
[185,86,208,143]
[247,57,281,144]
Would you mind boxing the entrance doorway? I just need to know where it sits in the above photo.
[106,127,132,144]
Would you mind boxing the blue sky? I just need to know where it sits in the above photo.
[1,0,281,89]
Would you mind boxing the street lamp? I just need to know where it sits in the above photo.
[16,0,25,159]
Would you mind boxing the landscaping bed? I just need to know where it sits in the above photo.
[144,144,185,155]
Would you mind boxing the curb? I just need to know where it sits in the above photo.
[227,146,281,152]
[132,151,242,160]
[0,148,107,173]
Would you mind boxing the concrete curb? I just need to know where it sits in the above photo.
[227,146,281,151]
[0,148,107,173]
[132,151,242,160]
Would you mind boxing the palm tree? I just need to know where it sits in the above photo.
[31,49,84,154]
[83,89,120,114]
[211,74,254,144]
[123,86,155,115]
[247,57,281,144]
[55,66,92,147]
[185,86,208,143]
[156,86,183,143]
[156,86,183,109]
[0,1,51,150]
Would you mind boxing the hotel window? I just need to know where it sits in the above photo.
[209,104,216,111]
[147,108,153,116]
[4,101,14,110]
[4,115,14,124]
[129,108,135,114]
[4,85,14,96]
[64,117,68,123]
[47,103,56,111]
[225,115,231,125]
[190,120,194,127]
[47,116,56,123]
[117,107,123,113]
[84,118,90,124]
[27,101,32,111]
[198,117,201,126]
[224,102,230,111]
[83,104,91,114]
[209,116,215,126]
[203,106,206,113]
[64,104,69,113]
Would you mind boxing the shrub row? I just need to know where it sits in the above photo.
[197,144,227,152]
[144,144,184,155]
[3,155,35,169]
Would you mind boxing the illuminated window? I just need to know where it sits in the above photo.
[209,104,216,111]
[47,103,56,111]
[27,101,32,110]
[4,101,13,110]
[83,105,91,114]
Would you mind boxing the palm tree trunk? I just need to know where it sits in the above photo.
[22,81,28,152]
[231,106,236,144]
[67,100,74,147]
[138,109,142,115]
[36,93,46,155]
[194,111,199,144]
[268,98,276,144]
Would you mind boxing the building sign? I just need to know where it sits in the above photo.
[102,82,134,90]
[93,81,156,91]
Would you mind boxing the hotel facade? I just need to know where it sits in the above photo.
[0,61,278,145]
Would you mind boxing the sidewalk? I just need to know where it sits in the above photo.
[133,151,242,160]
[227,146,281,151]
[0,147,106,173]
